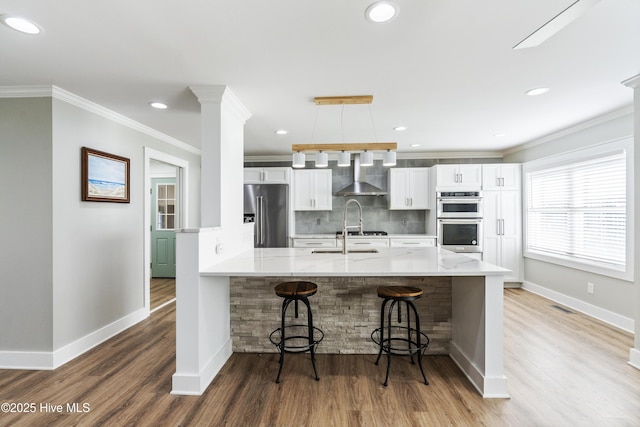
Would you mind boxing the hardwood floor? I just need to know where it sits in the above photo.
[2,289,640,426]
[150,278,175,311]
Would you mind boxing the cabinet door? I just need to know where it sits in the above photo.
[458,164,482,187]
[500,190,522,281]
[482,165,502,190]
[244,168,264,183]
[293,170,332,211]
[482,190,501,266]
[482,164,520,191]
[409,168,429,209]
[263,167,290,184]
[435,165,459,187]
[293,170,314,210]
[499,164,521,191]
[388,168,410,209]
[313,169,333,210]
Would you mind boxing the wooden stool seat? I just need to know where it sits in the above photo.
[275,281,318,298]
[377,286,423,299]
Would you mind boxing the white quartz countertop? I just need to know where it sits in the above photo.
[292,234,437,239]
[201,247,510,277]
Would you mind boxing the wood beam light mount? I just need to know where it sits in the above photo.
[292,143,397,153]
[314,95,374,105]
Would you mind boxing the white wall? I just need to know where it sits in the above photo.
[505,109,635,327]
[0,92,201,366]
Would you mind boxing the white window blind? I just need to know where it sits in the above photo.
[526,150,626,270]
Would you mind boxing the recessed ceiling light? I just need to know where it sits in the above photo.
[494,133,506,137]
[1,15,42,34]
[393,126,407,132]
[410,144,421,148]
[275,129,288,135]
[525,87,550,96]
[365,1,399,23]
[149,101,168,110]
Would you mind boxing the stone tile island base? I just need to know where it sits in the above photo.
[230,276,452,355]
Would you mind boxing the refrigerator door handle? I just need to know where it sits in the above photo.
[255,196,260,246]
[259,196,265,245]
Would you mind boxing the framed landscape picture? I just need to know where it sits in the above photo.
[81,147,130,203]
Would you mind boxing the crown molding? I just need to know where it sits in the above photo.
[0,85,201,156]
[502,105,633,157]
[622,73,640,89]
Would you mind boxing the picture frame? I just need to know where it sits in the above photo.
[81,147,130,203]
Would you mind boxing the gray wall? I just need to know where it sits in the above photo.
[0,95,201,354]
[0,97,54,350]
[505,111,635,320]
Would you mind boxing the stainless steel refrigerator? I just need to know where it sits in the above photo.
[244,184,289,248]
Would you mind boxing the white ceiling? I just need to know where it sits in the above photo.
[1,0,638,157]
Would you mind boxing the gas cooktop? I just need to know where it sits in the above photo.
[335,231,388,237]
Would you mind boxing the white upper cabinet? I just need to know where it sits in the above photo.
[482,164,521,191]
[388,168,430,210]
[434,164,482,189]
[293,169,332,211]
[244,167,290,184]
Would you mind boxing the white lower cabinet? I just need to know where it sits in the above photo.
[337,238,389,248]
[389,238,436,247]
[292,238,337,248]
[483,189,522,282]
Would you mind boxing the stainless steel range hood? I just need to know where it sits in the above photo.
[335,154,387,196]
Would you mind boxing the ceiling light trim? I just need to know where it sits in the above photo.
[1,15,42,34]
[365,1,399,23]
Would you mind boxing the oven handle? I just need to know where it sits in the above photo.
[437,197,482,203]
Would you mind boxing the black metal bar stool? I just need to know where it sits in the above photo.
[371,285,429,386]
[269,281,324,383]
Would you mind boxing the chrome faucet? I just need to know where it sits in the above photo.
[342,199,363,254]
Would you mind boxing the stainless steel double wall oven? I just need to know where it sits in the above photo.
[437,191,483,253]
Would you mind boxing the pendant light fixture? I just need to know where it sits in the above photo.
[383,149,396,166]
[292,151,305,168]
[360,150,374,167]
[315,151,328,168]
[292,95,397,169]
[337,151,351,167]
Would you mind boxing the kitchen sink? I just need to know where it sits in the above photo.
[311,249,379,254]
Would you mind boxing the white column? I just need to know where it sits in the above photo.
[623,74,640,369]
[189,85,251,229]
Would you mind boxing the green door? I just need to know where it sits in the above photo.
[151,178,177,278]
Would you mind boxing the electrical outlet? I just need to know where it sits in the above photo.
[316,218,321,225]
[402,218,407,226]
[216,243,224,254]
[587,282,595,294]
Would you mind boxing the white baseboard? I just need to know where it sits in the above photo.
[0,308,149,370]
[521,281,634,333]
[629,348,640,370]
[171,339,233,395]
[449,341,509,398]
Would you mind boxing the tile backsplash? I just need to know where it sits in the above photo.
[245,157,500,235]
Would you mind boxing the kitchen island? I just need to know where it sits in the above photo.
[171,244,510,398]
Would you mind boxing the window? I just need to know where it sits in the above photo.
[156,183,176,230]
[523,140,632,280]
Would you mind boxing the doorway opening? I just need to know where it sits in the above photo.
[144,148,190,314]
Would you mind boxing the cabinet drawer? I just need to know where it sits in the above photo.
[337,238,389,248]
[389,238,436,248]
[293,239,337,248]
